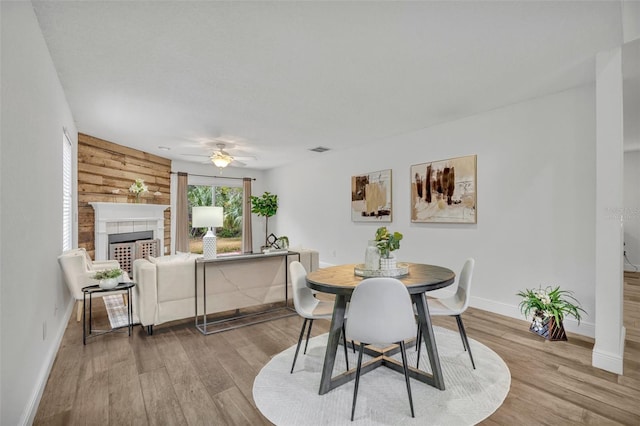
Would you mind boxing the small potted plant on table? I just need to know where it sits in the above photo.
[93,268,123,289]
[517,285,586,341]
[375,226,403,270]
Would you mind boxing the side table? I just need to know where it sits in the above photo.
[81,282,135,345]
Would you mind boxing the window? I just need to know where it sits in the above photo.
[62,132,73,251]
[187,184,243,255]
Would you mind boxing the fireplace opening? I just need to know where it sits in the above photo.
[109,231,155,277]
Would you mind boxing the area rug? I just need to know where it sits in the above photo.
[103,295,139,328]
[253,326,510,425]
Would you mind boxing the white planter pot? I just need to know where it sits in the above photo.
[99,277,119,289]
[379,256,397,270]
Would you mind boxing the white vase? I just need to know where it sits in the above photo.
[364,240,380,270]
[99,277,119,289]
[379,254,397,270]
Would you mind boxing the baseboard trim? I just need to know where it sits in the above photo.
[21,299,75,425]
[592,327,626,374]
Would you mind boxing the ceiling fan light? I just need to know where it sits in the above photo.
[211,153,233,168]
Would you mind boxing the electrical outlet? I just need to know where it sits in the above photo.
[54,303,58,317]
[332,250,337,257]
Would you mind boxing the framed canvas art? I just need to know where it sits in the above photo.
[351,169,392,222]
[411,155,477,223]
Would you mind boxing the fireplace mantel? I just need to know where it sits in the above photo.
[89,202,169,260]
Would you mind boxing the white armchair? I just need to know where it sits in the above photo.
[58,248,124,321]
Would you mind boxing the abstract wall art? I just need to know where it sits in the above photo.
[351,169,392,222]
[411,155,477,223]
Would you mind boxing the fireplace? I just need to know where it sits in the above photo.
[108,230,154,276]
[89,202,170,261]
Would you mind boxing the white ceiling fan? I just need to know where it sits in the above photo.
[179,141,256,171]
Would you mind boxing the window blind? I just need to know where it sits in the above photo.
[62,132,73,251]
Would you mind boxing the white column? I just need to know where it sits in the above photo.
[593,47,625,374]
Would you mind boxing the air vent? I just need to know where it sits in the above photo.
[309,146,330,153]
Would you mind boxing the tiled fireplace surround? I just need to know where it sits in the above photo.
[89,202,170,261]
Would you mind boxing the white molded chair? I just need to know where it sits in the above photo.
[417,258,476,369]
[346,277,417,421]
[58,248,125,321]
[289,261,350,374]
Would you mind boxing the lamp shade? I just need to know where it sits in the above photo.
[211,152,233,168]
[192,206,223,228]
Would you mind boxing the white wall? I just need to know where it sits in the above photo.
[1,3,78,424]
[624,151,640,270]
[267,85,597,337]
[170,160,268,253]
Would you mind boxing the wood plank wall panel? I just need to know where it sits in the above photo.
[77,133,172,259]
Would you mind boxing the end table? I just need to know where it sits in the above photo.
[81,282,135,345]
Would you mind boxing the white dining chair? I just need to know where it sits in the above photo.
[416,258,476,369]
[346,277,417,421]
[289,261,350,373]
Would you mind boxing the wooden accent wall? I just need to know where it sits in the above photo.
[78,133,172,258]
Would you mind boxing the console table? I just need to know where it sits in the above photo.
[194,251,300,335]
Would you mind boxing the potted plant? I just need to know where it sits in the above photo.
[375,226,403,269]
[517,285,586,341]
[251,192,278,248]
[93,268,123,289]
[129,178,148,203]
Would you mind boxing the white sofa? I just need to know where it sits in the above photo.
[132,249,319,334]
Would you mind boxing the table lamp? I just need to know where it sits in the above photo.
[192,206,224,259]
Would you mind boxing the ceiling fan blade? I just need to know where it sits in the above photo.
[180,153,210,158]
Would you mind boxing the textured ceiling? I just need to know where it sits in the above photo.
[32,1,625,169]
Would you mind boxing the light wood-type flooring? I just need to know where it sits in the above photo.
[35,272,640,425]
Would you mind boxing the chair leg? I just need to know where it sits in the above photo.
[455,315,475,369]
[416,326,422,369]
[291,318,308,374]
[399,341,415,418]
[351,344,365,421]
[341,324,350,371]
[415,322,421,350]
[76,300,83,322]
[304,319,314,354]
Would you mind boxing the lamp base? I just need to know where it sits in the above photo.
[202,229,217,260]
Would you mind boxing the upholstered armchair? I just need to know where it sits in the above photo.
[58,248,124,321]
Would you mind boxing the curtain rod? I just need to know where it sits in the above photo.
[171,171,256,181]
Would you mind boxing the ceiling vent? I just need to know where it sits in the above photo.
[309,146,330,153]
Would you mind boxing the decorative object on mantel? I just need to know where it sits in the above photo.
[251,192,278,248]
[192,206,224,259]
[375,226,403,270]
[93,268,123,289]
[517,285,586,341]
[129,178,148,203]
